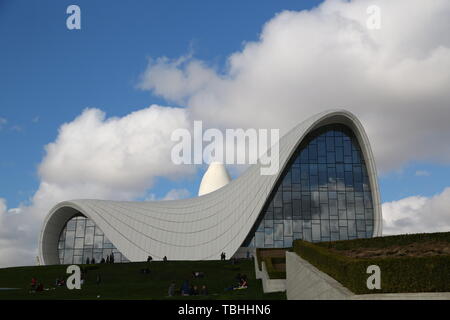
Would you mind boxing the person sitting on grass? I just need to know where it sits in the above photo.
[192,285,199,296]
[200,285,208,295]
[168,282,176,297]
[55,278,65,287]
[140,267,150,274]
[236,274,248,289]
[36,283,44,292]
[181,280,190,296]
[237,278,248,289]
[225,275,249,291]
[30,277,37,293]
[192,271,205,279]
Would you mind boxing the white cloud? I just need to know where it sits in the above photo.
[415,170,431,177]
[0,117,6,129]
[0,198,6,215]
[0,105,194,268]
[138,55,218,105]
[145,188,191,202]
[382,187,450,235]
[0,198,40,267]
[140,0,450,174]
[10,125,22,132]
[39,106,193,196]
[162,188,190,201]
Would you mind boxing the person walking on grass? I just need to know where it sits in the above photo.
[168,282,176,297]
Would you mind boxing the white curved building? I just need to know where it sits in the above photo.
[39,110,382,265]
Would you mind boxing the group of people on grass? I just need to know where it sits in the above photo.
[167,270,209,297]
[147,255,168,262]
[30,266,103,293]
[220,252,226,260]
[29,277,44,293]
[167,267,250,297]
[30,254,251,296]
[86,253,115,265]
[30,274,72,293]
[232,273,248,290]
[168,280,209,297]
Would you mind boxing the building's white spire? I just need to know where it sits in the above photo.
[198,162,231,196]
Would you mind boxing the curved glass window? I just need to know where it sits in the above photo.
[244,124,374,248]
[58,215,129,264]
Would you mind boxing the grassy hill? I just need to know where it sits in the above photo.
[0,259,286,300]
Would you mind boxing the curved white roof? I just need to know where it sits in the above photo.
[39,109,382,264]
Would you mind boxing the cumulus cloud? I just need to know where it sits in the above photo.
[0,117,6,130]
[415,170,431,177]
[39,106,192,196]
[138,55,218,105]
[0,105,194,268]
[382,187,450,235]
[145,188,191,201]
[162,188,191,201]
[0,198,5,215]
[140,0,450,173]
[0,198,40,267]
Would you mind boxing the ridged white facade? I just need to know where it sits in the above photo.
[39,110,382,265]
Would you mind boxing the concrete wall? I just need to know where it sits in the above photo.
[254,256,286,293]
[254,255,263,280]
[352,293,450,300]
[286,252,352,300]
[286,252,450,300]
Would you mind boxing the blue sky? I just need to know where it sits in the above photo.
[0,1,449,215]
[0,0,326,207]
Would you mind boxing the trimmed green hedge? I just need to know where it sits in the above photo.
[293,232,450,294]
[255,248,287,279]
[255,248,285,271]
[317,232,450,251]
[263,257,286,279]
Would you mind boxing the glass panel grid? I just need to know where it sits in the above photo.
[58,215,129,264]
[244,124,375,248]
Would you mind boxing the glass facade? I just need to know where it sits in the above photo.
[58,215,129,264]
[244,124,374,248]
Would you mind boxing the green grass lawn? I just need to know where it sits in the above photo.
[0,259,286,300]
